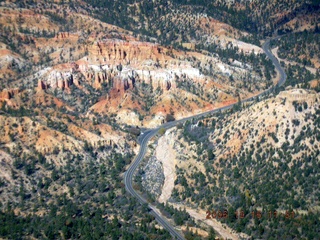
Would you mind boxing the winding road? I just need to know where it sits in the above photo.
[124,37,287,239]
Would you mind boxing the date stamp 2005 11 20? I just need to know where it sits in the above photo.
[206,209,295,220]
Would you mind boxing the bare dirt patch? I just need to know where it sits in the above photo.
[155,128,177,203]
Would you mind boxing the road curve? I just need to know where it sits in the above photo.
[124,37,287,239]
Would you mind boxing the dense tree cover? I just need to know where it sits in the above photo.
[284,64,317,89]
[0,203,171,239]
[79,0,319,39]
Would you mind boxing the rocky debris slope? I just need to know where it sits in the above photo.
[151,88,320,239]
[141,156,165,198]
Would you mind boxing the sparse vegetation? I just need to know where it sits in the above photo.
[0,0,319,239]
[167,92,320,239]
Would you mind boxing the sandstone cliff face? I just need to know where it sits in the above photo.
[0,88,19,100]
[88,40,166,64]
[0,2,270,130]
[37,40,185,93]
[277,88,318,105]
[38,69,73,91]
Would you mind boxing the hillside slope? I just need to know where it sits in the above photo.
[0,0,319,239]
[0,1,277,128]
[141,89,320,239]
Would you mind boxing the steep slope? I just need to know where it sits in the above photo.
[75,0,319,39]
[0,0,318,239]
[0,1,276,128]
[141,89,320,239]
[0,85,174,239]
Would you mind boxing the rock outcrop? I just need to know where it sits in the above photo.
[277,89,318,105]
[142,156,165,198]
[0,88,20,100]
[39,55,181,94]
[37,79,47,90]
[38,64,80,91]
[88,40,166,64]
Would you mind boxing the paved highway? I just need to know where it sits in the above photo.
[124,37,287,239]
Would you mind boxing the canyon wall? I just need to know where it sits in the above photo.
[37,40,185,93]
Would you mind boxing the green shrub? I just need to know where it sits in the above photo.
[158,128,166,135]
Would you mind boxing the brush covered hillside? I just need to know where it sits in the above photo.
[269,28,320,95]
[0,0,274,239]
[140,89,320,239]
[0,0,319,239]
[63,0,320,41]
[0,1,279,129]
